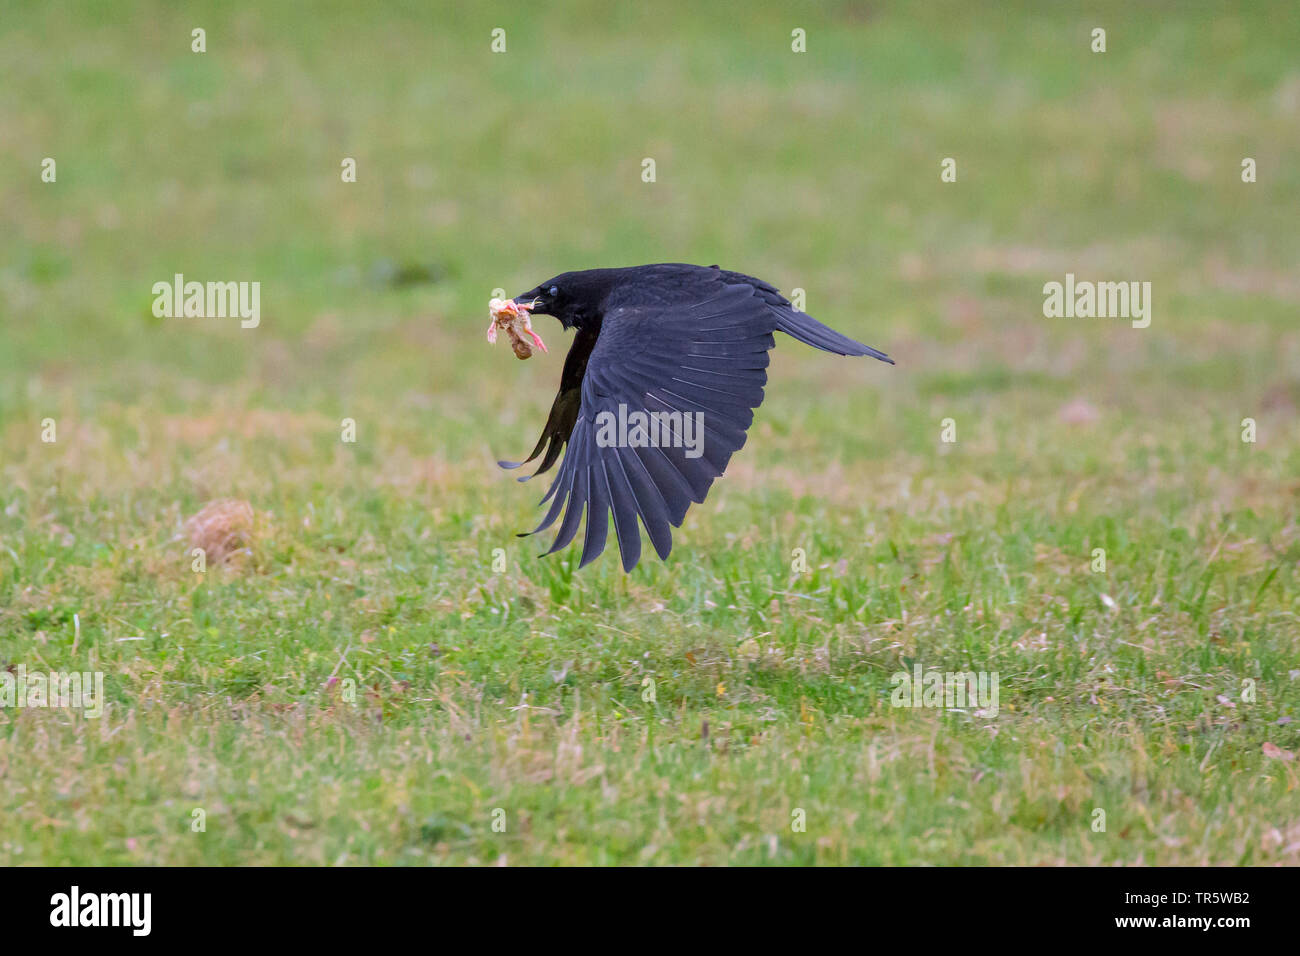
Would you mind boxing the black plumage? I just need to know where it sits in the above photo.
[497,263,893,571]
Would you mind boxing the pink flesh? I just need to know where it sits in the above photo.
[487,298,548,354]
[509,299,546,353]
[524,326,548,353]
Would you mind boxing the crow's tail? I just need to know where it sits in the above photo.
[772,307,894,364]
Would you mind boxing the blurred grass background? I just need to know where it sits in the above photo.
[0,1,1298,864]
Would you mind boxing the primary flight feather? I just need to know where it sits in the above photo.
[491,263,893,571]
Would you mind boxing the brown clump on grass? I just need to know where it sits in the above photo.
[185,499,256,566]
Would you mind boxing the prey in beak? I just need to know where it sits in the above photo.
[487,297,549,360]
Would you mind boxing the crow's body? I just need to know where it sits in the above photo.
[498,263,892,571]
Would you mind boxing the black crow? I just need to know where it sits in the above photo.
[494,263,893,571]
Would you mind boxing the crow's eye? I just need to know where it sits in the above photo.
[549,285,558,297]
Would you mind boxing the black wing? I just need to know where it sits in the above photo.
[503,282,776,571]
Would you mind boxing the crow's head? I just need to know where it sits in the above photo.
[512,270,614,331]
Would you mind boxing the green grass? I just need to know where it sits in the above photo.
[1,0,1299,864]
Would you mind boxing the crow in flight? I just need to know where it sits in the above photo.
[493,263,893,571]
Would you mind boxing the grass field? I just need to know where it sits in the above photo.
[2,1,1299,865]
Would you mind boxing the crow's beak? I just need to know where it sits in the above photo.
[513,294,545,314]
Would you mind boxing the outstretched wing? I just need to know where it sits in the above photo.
[507,282,778,571]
